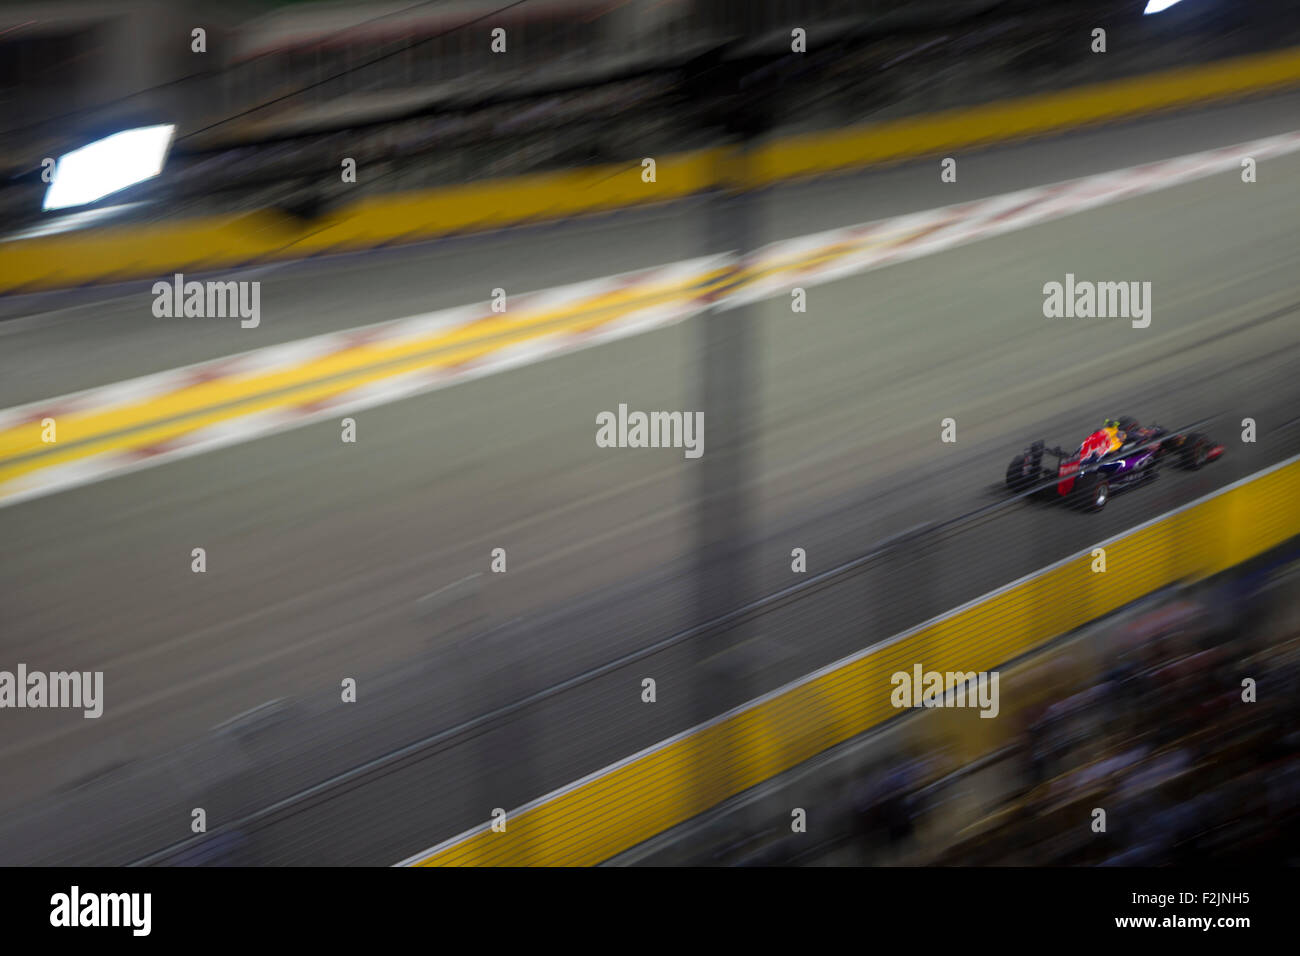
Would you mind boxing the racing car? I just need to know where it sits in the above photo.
[1005,416,1224,512]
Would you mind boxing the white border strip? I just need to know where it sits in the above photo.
[0,254,731,433]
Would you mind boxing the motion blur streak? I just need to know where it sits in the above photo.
[4,109,1300,863]
[9,42,1300,292]
[2,0,1300,869]
[6,132,1299,509]
[403,457,1300,865]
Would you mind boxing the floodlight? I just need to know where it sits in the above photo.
[43,124,175,211]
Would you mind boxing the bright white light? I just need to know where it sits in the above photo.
[43,125,175,211]
[1144,0,1187,13]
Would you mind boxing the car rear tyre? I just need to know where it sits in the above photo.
[1075,474,1109,512]
[1006,442,1045,494]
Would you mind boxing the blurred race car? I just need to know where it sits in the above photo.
[1005,416,1224,512]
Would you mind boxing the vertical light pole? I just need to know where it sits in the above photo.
[687,49,774,818]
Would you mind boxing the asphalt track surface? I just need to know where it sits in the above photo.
[2,91,1299,864]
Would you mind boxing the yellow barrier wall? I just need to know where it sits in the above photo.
[411,456,1300,865]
